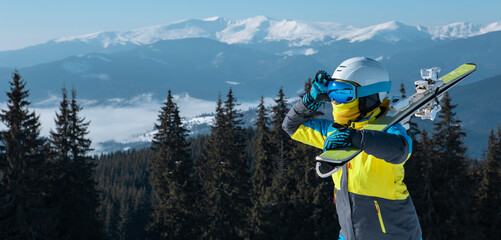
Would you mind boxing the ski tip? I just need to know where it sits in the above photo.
[465,62,477,69]
[316,161,342,178]
[466,63,477,71]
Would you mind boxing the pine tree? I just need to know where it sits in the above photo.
[429,92,472,239]
[270,87,294,176]
[51,87,72,165]
[48,87,73,239]
[52,88,104,239]
[269,87,295,194]
[406,129,435,240]
[253,87,296,238]
[251,97,274,199]
[197,95,226,239]
[147,90,198,239]
[197,90,250,239]
[0,71,55,239]
[473,128,501,239]
[249,96,276,238]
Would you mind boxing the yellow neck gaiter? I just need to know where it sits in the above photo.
[332,99,361,126]
[332,99,382,129]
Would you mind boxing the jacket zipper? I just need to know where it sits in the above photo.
[374,200,387,234]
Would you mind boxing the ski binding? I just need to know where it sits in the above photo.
[414,67,444,121]
[386,67,442,118]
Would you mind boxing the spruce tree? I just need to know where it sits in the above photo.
[270,87,294,176]
[251,96,274,199]
[257,87,296,238]
[55,88,103,239]
[197,90,250,239]
[407,129,435,240]
[250,96,276,238]
[473,128,501,239]
[429,92,471,239]
[147,90,198,239]
[51,88,71,164]
[197,96,226,238]
[222,89,251,238]
[48,87,73,239]
[0,71,55,239]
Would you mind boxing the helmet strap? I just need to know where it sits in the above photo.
[355,93,381,122]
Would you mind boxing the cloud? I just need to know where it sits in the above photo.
[0,93,292,151]
[0,93,274,145]
[174,93,217,117]
[225,81,240,85]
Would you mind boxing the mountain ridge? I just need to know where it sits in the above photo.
[51,17,501,47]
[2,17,501,68]
[2,30,501,103]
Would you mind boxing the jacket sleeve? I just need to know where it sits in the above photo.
[282,100,331,149]
[351,123,412,164]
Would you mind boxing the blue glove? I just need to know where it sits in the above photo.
[323,128,356,151]
[303,93,322,111]
[303,70,331,111]
[311,70,330,100]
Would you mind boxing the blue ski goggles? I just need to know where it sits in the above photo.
[327,80,391,104]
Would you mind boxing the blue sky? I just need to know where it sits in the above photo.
[1,0,499,51]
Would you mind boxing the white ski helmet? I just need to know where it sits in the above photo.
[331,57,391,102]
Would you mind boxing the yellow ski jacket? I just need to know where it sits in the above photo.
[282,100,422,240]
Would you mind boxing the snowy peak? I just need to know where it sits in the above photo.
[53,17,230,47]
[203,16,224,21]
[428,22,483,39]
[481,22,501,33]
[54,31,122,46]
[265,19,355,46]
[427,21,501,39]
[217,16,272,44]
[337,21,430,43]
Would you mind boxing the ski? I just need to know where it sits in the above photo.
[315,63,477,178]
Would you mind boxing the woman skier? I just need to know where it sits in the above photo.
[282,57,422,240]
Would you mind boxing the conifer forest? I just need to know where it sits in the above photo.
[0,72,500,240]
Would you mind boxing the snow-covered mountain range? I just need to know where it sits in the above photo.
[53,16,501,47]
[1,16,500,73]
